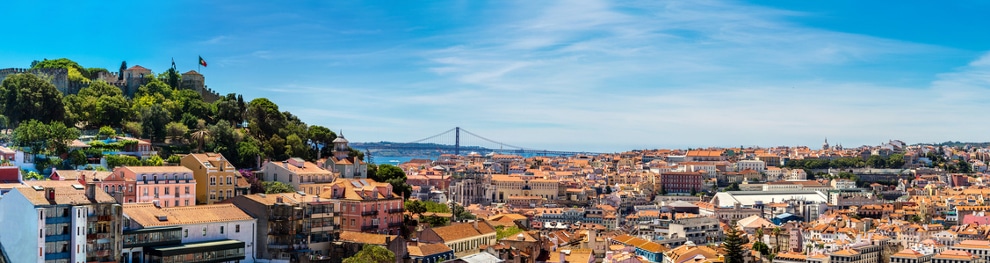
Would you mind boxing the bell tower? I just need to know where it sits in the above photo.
[333,132,350,160]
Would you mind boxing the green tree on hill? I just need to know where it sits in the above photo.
[13,120,80,156]
[31,58,91,83]
[246,98,285,140]
[0,73,66,125]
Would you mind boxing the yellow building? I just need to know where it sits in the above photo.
[491,174,558,203]
[181,153,240,204]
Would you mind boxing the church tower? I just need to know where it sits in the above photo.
[332,133,350,160]
[823,137,830,151]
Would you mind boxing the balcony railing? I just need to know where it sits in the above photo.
[268,244,290,249]
[361,225,378,232]
[388,208,404,214]
[388,222,403,228]
[361,210,378,216]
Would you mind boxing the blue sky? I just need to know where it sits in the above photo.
[2,0,990,152]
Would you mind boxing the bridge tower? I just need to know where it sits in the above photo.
[455,127,460,155]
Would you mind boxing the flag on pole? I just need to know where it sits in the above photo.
[198,56,208,67]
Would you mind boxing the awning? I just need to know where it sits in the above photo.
[146,239,244,257]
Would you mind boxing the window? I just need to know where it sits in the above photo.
[164,187,170,195]
[220,226,224,234]
[185,186,190,194]
[210,176,216,185]
[184,229,188,237]
[235,225,240,233]
[202,227,207,236]
[154,187,159,196]
[143,188,148,196]
[350,219,355,226]
[174,200,179,207]
[227,176,233,185]
[185,200,190,206]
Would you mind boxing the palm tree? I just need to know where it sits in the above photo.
[190,129,211,153]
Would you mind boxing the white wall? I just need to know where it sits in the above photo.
[0,190,44,263]
[180,219,257,263]
[71,206,89,263]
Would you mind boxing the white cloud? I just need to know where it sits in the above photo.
[206,0,985,152]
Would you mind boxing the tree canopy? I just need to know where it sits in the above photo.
[371,164,412,198]
[263,181,295,194]
[342,244,395,263]
[3,57,349,171]
[0,73,66,125]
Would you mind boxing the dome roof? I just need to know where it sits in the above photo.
[333,137,349,143]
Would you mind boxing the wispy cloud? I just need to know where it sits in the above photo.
[185,0,985,152]
[383,0,980,151]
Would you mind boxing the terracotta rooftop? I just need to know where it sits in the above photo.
[123,203,253,227]
[338,231,396,245]
[408,242,452,257]
[120,166,193,174]
[429,221,496,242]
[16,181,116,206]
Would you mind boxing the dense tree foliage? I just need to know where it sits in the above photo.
[5,58,351,174]
[371,164,412,198]
[784,154,906,169]
[32,58,93,83]
[0,73,66,125]
[13,120,80,156]
[342,244,395,263]
[262,181,295,194]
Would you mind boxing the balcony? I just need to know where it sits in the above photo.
[388,208,404,214]
[361,225,378,232]
[388,222,403,228]
[267,243,290,249]
[361,210,378,216]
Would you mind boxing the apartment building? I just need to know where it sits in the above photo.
[418,221,497,258]
[0,181,122,263]
[180,153,241,204]
[230,192,339,262]
[657,171,704,194]
[262,158,335,196]
[121,203,255,263]
[320,178,403,235]
[114,166,196,207]
[668,217,723,245]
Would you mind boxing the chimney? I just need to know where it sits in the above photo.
[86,182,96,200]
[153,200,160,208]
[473,219,479,230]
[45,188,56,201]
[559,250,566,263]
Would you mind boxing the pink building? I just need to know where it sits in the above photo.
[114,166,196,207]
[320,178,404,235]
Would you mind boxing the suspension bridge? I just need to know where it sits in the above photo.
[352,127,601,160]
